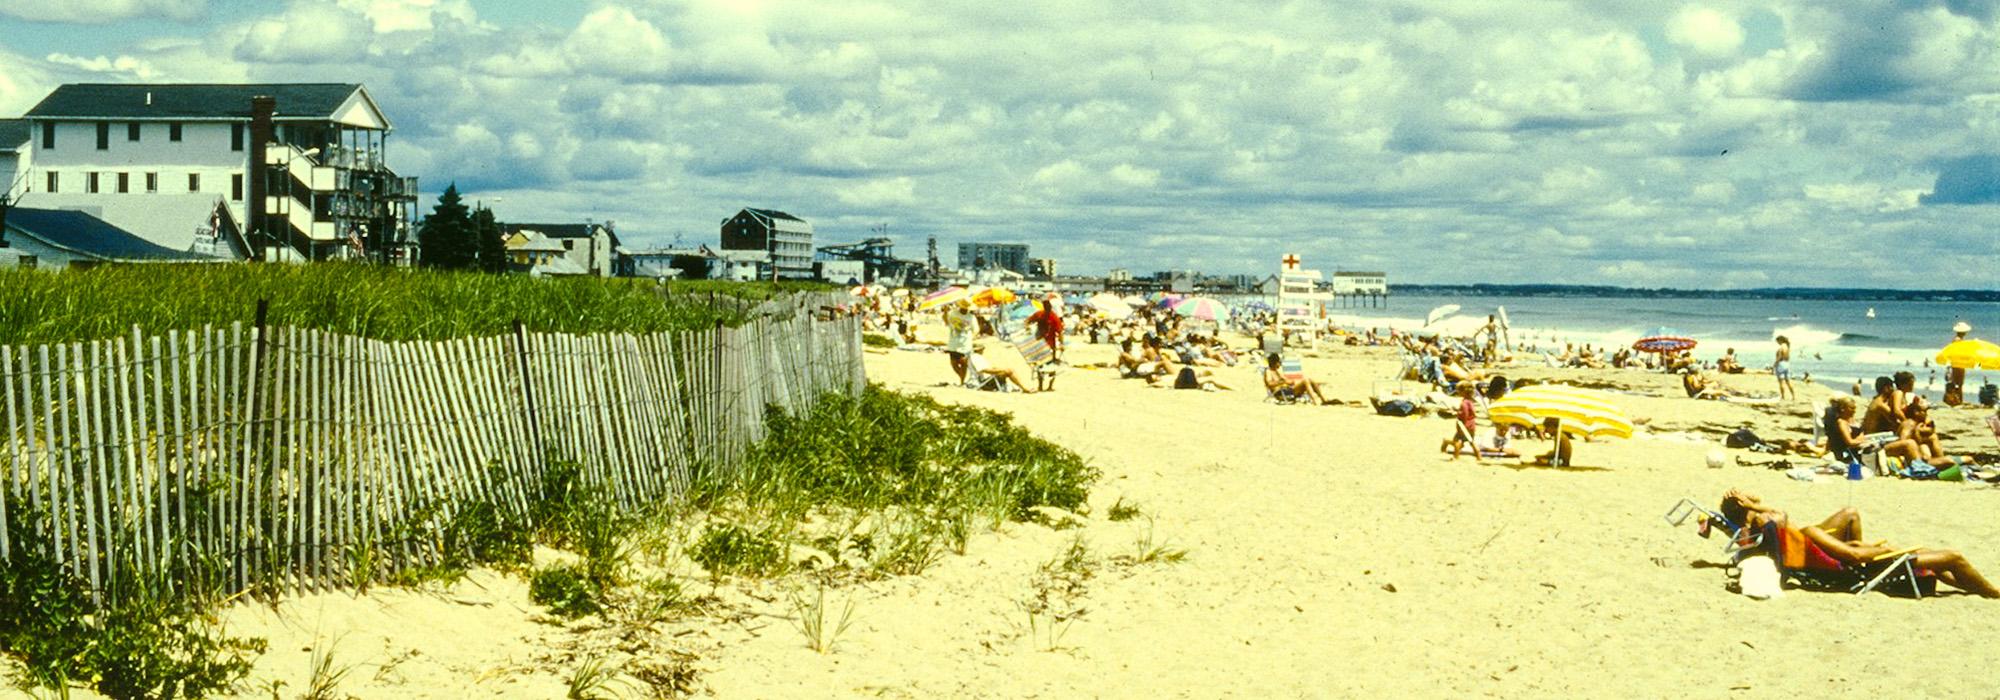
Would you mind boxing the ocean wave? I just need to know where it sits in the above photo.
[1770,324,1841,347]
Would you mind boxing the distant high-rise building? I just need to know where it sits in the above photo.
[957,242,1029,274]
[1029,257,1057,278]
[720,208,814,280]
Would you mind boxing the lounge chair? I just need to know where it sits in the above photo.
[964,353,1016,393]
[1663,498,1933,598]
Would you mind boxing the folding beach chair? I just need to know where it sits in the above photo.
[1012,335,1059,392]
[963,353,1015,393]
[1265,355,1309,404]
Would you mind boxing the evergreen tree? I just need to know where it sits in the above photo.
[473,206,507,273]
[418,184,476,270]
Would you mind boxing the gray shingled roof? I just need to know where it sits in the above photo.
[24,84,363,121]
[6,207,216,261]
[745,208,804,222]
[0,119,26,152]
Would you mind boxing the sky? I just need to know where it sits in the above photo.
[0,0,1996,288]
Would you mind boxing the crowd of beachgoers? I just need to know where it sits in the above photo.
[836,286,2000,601]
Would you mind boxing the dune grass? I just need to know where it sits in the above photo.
[0,263,832,345]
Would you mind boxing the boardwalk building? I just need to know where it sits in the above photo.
[720,208,813,280]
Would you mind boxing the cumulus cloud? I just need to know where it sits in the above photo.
[1666,6,1743,57]
[0,0,202,23]
[9,0,1996,288]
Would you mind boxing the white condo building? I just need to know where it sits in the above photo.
[11,83,417,262]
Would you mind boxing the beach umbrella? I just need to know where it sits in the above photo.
[1425,304,1461,327]
[889,288,911,297]
[970,286,1017,307]
[848,285,871,297]
[1123,294,1149,308]
[1152,292,1185,309]
[1936,338,2000,370]
[1489,384,1634,442]
[1171,296,1230,321]
[917,286,968,311]
[1633,326,1697,354]
[1089,292,1132,319]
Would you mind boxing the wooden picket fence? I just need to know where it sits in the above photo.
[0,303,864,600]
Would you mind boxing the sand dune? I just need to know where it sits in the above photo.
[198,329,2000,698]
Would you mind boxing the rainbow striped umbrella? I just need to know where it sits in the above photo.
[1488,384,1633,441]
[1633,326,1696,354]
[917,286,969,311]
[1936,339,2000,370]
[1171,296,1230,321]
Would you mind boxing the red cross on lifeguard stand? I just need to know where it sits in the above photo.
[1281,253,1301,270]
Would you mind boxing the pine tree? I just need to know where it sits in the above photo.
[473,206,507,273]
[418,184,475,270]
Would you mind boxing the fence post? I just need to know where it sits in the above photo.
[512,320,542,462]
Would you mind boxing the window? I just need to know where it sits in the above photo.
[188,173,200,192]
[44,171,57,193]
[40,122,53,149]
[231,173,243,201]
[231,124,244,151]
[563,240,575,250]
[127,122,140,142]
[169,122,182,141]
[87,172,100,193]
[96,122,109,150]
[17,256,35,270]
[117,172,129,194]
[145,173,157,193]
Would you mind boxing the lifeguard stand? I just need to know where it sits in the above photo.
[1276,254,1324,348]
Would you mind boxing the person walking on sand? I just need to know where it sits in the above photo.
[944,299,978,384]
[1774,335,1795,401]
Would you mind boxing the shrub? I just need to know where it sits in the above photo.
[530,564,603,618]
[690,524,786,579]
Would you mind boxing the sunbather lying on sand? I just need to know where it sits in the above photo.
[1721,489,2000,598]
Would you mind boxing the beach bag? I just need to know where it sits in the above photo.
[1981,383,1998,407]
[1375,399,1419,417]
[1725,428,1763,450]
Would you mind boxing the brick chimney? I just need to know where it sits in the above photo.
[247,95,275,260]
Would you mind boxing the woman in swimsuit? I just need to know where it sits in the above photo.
[1720,489,2000,598]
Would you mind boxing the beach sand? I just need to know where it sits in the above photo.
[174,326,2000,698]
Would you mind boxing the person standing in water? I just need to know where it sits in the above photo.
[1774,335,1795,401]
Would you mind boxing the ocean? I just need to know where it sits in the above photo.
[1301,293,2000,399]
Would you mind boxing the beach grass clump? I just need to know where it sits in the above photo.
[1018,535,1094,652]
[787,584,857,654]
[530,564,606,618]
[715,386,1098,519]
[1106,497,1143,522]
[690,523,788,579]
[0,263,829,345]
[0,500,265,699]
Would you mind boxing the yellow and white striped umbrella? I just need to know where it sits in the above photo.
[1488,384,1633,440]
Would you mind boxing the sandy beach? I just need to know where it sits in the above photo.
[184,323,2000,699]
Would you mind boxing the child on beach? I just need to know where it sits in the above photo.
[1440,383,1479,460]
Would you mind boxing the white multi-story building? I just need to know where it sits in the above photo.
[14,83,417,262]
